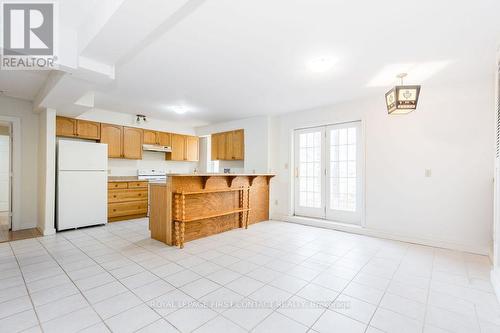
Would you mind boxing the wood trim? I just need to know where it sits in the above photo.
[175,209,251,223]
[175,187,249,195]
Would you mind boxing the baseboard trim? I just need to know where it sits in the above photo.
[271,214,488,255]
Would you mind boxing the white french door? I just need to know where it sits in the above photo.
[294,121,363,225]
[294,127,325,218]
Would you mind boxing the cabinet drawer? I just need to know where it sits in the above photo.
[128,181,148,189]
[108,189,148,203]
[108,201,148,218]
[108,182,128,190]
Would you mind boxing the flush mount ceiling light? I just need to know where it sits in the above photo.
[307,57,337,73]
[168,105,190,114]
[385,73,421,115]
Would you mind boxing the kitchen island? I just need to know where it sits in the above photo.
[149,173,274,248]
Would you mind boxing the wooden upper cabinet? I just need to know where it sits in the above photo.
[143,130,171,146]
[225,132,234,160]
[56,116,77,137]
[216,132,226,160]
[122,127,143,159]
[100,123,123,158]
[211,129,244,160]
[211,133,219,161]
[56,115,193,161]
[185,136,199,161]
[170,134,186,161]
[157,132,171,146]
[143,130,157,145]
[76,120,100,140]
[56,116,100,140]
[232,129,244,160]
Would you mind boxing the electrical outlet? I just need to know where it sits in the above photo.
[284,163,288,170]
[274,200,278,206]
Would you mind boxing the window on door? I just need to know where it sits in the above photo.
[294,121,363,224]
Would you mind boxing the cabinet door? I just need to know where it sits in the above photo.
[76,120,101,140]
[211,133,219,160]
[225,132,234,160]
[232,129,244,160]
[170,134,186,161]
[56,116,77,137]
[157,132,171,146]
[143,130,158,145]
[122,127,143,159]
[185,136,199,161]
[217,132,226,160]
[100,124,123,158]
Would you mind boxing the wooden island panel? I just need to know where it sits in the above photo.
[149,174,273,246]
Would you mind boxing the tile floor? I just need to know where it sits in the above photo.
[1,218,499,333]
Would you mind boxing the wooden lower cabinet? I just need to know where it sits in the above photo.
[108,181,148,222]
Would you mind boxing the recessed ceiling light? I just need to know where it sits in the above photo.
[307,57,337,73]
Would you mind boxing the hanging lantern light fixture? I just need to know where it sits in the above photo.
[385,73,421,114]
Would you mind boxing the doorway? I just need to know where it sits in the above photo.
[0,123,11,231]
[293,121,364,225]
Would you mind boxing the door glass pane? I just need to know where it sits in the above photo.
[298,131,322,208]
[330,126,357,212]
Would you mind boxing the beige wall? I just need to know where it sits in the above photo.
[0,96,39,230]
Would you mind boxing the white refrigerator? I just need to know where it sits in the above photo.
[57,140,108,231]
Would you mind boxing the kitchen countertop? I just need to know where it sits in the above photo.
[165,173,275,177]
[109,174,275,182]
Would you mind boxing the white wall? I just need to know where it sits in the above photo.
[0,96,39,230]
[269,80,494,254]
[37,109,56,235]
[77,108,198,175]
[195,116,271,173]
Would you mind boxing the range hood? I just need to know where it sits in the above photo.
[142,144,172,153]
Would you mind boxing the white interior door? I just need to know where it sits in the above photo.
[294,127,325,218]
[0,134,10,213]
[326,122,362,224]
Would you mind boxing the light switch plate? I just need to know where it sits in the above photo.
[425,169,432,177]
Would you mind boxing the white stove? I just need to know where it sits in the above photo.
[137,169,167,182]
[137,169,167,217]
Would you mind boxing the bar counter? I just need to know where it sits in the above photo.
[149,174,274,248]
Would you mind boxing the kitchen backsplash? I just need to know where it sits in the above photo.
[108,151,197,176]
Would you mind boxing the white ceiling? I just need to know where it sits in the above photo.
[4,0,500,125]
[0,71,49,101]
